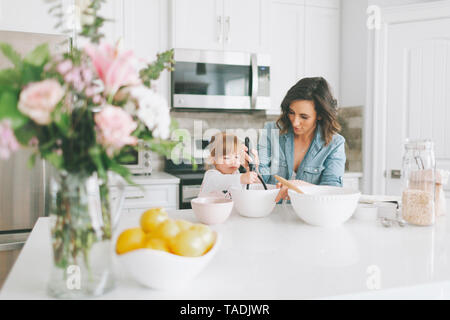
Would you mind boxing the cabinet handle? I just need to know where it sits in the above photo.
[125,195,145,200]
[225,16,231,43]
[217,16,223,43]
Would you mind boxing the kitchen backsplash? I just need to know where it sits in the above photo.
[151,108,363,173]
[337,106,363,173]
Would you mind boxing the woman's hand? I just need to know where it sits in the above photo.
[275,180,312,203]
[240,171,259,184]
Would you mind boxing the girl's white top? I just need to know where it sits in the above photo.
[198,169,244,198]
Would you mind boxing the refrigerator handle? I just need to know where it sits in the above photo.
[251,53,258,110]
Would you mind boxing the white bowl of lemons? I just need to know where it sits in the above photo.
[116,208,220,290]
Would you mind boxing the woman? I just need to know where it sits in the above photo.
[258,77,346,202]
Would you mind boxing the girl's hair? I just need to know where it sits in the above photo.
[276,77,341,146]
[208,132,242,161]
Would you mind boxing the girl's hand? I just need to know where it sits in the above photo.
[240,171,259,184]
[242,146,260,172]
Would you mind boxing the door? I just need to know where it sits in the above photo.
[304,5,340,100]
[223,0,269,53]
[172,0,224,51]
[270,1,305,113]
[385,18,450,198]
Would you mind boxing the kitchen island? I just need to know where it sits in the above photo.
[2,204,450,300]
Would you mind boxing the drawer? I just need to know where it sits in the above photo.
[122,184,178,209]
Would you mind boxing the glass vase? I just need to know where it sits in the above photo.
[46,169,125,299]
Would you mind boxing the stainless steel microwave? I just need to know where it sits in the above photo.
[171,49,270,111]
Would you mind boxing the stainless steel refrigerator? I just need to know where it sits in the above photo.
[0,31,68,288]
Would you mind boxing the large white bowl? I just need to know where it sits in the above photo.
[230,184,279,218]
[117,232,221,290]
[288,186,361,227]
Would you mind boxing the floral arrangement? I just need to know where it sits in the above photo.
[0,0,179,295]
[0,0,176,184]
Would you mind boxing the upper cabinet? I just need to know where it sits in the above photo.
[171,0,270,53]
[304,4,340,101]
[269,0,340,114]
[0,0,68,35]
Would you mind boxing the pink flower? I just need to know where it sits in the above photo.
[84,42,141,97]
[57,60,73,75]
[94,105,138,156]
[18,79,65,125]
[0,120,20,159]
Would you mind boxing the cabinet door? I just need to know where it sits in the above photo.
[223,0,269,53]
[0,0,68,34]
[304,5,340,100]
[122,184,178,209]
[269,1,305,114]
[172,0,224,51]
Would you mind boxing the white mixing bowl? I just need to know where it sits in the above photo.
[288,186,361,227]
[230,184,279,218]
[117,232,221,290]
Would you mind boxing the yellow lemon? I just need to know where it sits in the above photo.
[143,237,170,252]
[115,227,146,255]
[174,219,193,231]
[140,208,168,233]
[152,219,181,241]
[190,224,215,252]
[169,229,208,257]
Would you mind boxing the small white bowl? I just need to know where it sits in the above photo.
[230,184,279,218]
[288,186,361,227]
[191,197,233,225]
[117,232,221,290]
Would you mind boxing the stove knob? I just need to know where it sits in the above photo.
[144,153,150,159]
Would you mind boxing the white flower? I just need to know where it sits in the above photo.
[130,86,171,140]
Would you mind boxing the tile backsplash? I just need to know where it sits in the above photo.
[153,108,363,173]
[337,106,363,173]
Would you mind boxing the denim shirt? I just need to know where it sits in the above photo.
[258,121,346,187]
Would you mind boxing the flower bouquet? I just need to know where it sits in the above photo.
[0,0,177,298]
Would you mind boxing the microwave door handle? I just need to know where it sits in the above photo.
[251,53,258,110]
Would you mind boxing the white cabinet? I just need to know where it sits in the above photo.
[0,0,69,34]
[123,184,178,211]
[304,5,340,100]
[269,0,340,114]
[171,0,269,53]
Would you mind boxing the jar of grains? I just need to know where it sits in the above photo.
[401,139,436,226]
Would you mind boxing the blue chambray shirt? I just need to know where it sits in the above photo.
[258,121,346,187]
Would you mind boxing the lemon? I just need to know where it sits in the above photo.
[115,227,146,255]
[140,208,168,233]
[190,224,215,252]
[143,237,170,252]
[169,229,208,257]
[152,219,181,241]
[175,219,193,231]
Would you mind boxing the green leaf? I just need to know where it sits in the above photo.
[54,112,70,137]
[21,62,43,85]
[0,91,28,129]
[27,153,37,169]
[0,43,22,69]
[24,44,50,67]
[89,146,106,181]
[13,122,36,145]
[0,68,21,88]
[46,152,63,170]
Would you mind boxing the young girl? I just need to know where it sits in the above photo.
[198,132,260,198]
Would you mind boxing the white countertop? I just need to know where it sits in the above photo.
[2,205,450,300]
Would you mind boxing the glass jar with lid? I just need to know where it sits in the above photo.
[401,139,436,226]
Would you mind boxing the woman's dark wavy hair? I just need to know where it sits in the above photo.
[276,77,341,146]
